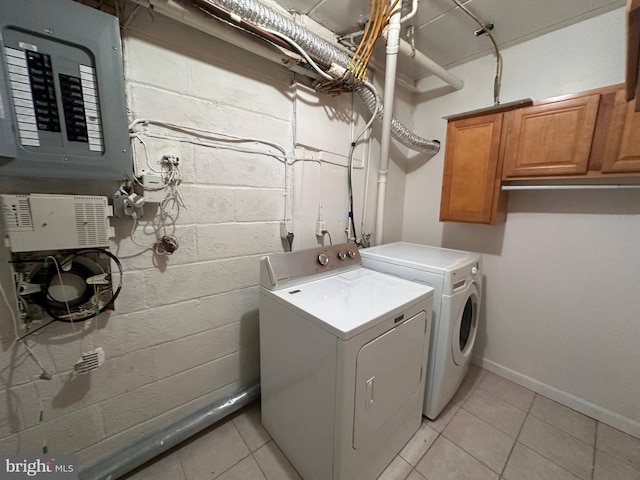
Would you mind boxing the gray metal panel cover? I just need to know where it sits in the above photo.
[0,0,132,180]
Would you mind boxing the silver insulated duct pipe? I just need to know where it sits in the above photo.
[195,0,440,154]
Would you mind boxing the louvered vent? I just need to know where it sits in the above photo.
[74,199,108,246]
[16,197,32,227]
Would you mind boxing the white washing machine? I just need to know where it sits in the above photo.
[259,242,434,480]
[360,242,482,420]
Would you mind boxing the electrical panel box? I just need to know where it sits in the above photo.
[0,0,132,180]
[1,193,114,252]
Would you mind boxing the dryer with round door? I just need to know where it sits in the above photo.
[259,243,434,480]
[360,242,482,420]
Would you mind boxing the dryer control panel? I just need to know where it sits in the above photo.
[261,242,361,290]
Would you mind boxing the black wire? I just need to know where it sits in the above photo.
[347,141,359,245]
[15,319,57,342]
[42,248,124,323]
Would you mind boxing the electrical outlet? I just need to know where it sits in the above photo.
[280,221,293,239]
[316,221,326,237]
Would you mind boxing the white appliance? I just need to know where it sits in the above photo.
[360,242,482,420]
[259,243,434,480]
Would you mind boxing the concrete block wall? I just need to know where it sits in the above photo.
[0,5,402,466]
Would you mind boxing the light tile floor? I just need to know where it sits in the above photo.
[123,366,640,480]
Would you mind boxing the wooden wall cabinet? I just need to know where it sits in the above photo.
[439,85,640,224]
[502,94,600,178]
[626,0,640,107]
[600,88,640,172]
[439,113,507,224]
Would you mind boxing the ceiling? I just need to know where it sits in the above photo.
[273,0,625,81]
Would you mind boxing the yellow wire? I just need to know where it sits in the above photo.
[349,0,377,71]
[350,0,376,79]
[349,0,401,81]
[356,0,383,79]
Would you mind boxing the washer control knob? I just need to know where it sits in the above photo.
[317,253,329,266]
[337,252,346,260]
[471,264,478,275]
[347,250,357,258]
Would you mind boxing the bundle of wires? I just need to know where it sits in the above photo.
[347,0,400,82]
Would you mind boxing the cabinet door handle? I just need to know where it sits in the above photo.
[366,376,375,409]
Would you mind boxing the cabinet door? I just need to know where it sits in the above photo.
[440,113,505,224]
[502,94,600,177]
[601,89,640,172]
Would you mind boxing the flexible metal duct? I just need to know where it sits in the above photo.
[356,84,440,152]
[195,0,440,154]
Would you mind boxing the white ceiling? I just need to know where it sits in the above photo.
[274,0,625,81]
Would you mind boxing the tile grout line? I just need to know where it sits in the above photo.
[514,403,595,480]
[252,448,270,480]
[210,418,254,480]
[440,407,509,476]
[474,382,533,413]
[498,391,537,478]
[406,425,442,480]
[527,404,598,449]
[176,454,188,480]
[412,370,490,477]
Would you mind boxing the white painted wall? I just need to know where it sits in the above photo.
[0,6,405,464]
[403,8,640,436]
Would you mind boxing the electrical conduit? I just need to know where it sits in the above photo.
[374,2,402,246]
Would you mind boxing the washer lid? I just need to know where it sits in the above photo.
[266,268,433,340]
[360,242,480,273]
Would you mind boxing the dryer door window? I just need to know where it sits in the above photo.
[451,283,480,366]
[352,311,427,449]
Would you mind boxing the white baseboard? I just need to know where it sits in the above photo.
[472,355,640,440]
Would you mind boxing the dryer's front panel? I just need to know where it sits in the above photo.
[352,311,427,449]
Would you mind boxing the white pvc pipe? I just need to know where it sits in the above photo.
[375,2,402,246]
[382,31,464,91]
[400,0,419,23]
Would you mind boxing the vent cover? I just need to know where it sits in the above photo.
[75,200,107,246]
